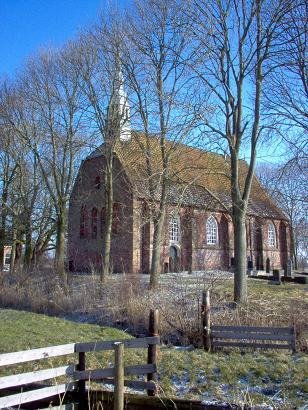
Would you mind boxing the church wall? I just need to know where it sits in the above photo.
[262,219,290,270]
[190,210,230,271]
[68,155,134,273]
[68,154,291,275]
[248,217,291,271]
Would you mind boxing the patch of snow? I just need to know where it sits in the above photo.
[173,345,195,351]
[171,372,191,396]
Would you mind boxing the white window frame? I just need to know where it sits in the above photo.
[4,253,11,265]
[268,222,276,247]
[206,215,218,245]
[169,214,180,243]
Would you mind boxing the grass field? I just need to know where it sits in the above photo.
[1,270,307,348]
[1,309,307,409]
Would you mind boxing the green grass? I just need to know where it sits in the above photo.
[0,309,131,352]
[0,308,307,408]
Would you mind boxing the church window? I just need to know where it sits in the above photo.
[169,214,180,243]
[268,222,276,247]
[91,207,98,239]
[206,216,218,245]
[4,252,11,265]
[95,176,101,190]
[80,205,87,238]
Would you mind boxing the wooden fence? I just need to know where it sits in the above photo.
[211,325,296,351]
[0,309,159,410]
[201,291,296,352]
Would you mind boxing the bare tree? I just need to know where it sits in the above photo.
[0,127,18,272]
[120,0,197,288]
[73,17,132,281]
[0,116,58,274]
[0,45,87,283]
[190,0,293,302]
[258,161,307,270]
[264,0,307,144]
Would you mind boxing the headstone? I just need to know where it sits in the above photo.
[286,259,293,277]
[247,260,253,276]
[266,258,271,273]
[272,269,281,284]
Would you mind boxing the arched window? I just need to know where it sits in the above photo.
[95,176,101,190]
[206,216,218,245]
[268,222,276,247]
[169,214,180,243]
[91,207,98,239]
[80,205,87,238]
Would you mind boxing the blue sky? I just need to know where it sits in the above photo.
[0,1,293,165]
[0,0,112,78]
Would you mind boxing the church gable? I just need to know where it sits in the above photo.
[67,133,290,274]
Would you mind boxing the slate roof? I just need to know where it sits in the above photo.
[88,132,287,220]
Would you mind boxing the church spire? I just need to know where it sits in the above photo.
[108,61,131,142]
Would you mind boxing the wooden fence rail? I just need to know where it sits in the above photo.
[201,291,296,352]
[211,325,296,351]
[0,309,160,410]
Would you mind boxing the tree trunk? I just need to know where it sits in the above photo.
[233,208,247,304]
[9,229,17,275]
[23,219,33,269]
[55,212,67,284]
[149,206,166,290]
[11,236,22,275]
[0,229,5,273]
[290,226,298,270]
[0,190,8,273]
[101,155,113,281]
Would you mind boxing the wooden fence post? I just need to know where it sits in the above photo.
[114,342,124,410]
[147,309,159,396]
[77,351,86,407]
[202,290,211,352]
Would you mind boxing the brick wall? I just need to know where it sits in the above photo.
[68,153,290,274]
[68,154,134,273]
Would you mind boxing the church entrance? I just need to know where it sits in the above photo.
[169,246,180,273]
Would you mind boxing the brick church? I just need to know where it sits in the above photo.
[67,77,291,274]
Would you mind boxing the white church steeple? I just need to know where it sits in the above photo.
[109,63,131,142]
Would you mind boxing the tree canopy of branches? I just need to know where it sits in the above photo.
[0,46,87,282]
[189,0,296,302]
[258,160,307,270]
[0,0,305,300]
[120,0,197,288]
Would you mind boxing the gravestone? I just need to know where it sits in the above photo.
[247,260,253,276]
[272,269,281,284]
[284,259,293,277]
[266,258,271,273]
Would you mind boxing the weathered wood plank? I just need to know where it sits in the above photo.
[89,390,237,409]
[211,331,294,341]
[125,363,156,376]
[114,341,124,410]
[40,405,76,410]
[0,344,75,366]
[75,367,114,380]
[213,341,292,349]
[0,365,75,389]
[96,378,156,391]
[74,364,156,381]
[211,325,293,334]
[0,383,76,408]
[75,336,160,353]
